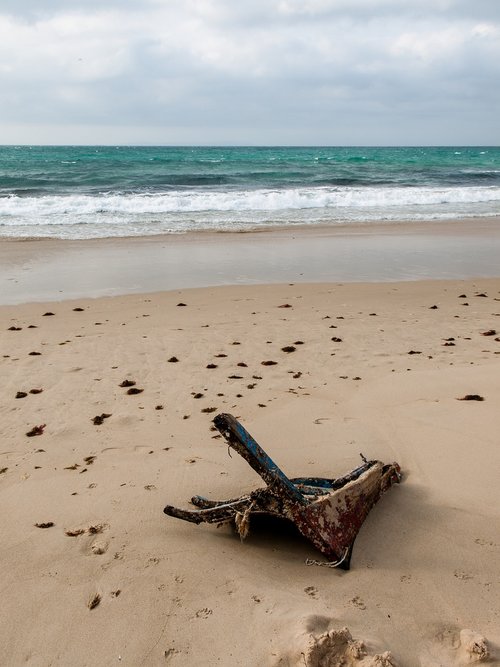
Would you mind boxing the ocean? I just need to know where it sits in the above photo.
[0,145,499,239]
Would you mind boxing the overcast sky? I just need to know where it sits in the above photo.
[0,0,499,145]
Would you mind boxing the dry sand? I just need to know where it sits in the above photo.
[1,279,499,665]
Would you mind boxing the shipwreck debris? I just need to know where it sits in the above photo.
[163,413,401,570]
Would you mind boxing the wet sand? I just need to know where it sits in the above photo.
[1,217,500,305]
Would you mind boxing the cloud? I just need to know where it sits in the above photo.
[0,1,499,144]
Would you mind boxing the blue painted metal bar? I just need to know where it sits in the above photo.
[213,413,307,505]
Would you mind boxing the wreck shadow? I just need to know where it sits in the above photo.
[210,481,468,573]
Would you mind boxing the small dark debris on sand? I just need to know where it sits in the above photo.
[193,392,204,399]
[43,312,55,316]
[168,356,179,363]
[88,593,101,610]
[475,293,488,297]
[65,528,85,537]
[457,394,484,401]
[0,467,8,474]
[408,350,422,355]
[429,305,439,309]
[26,424,46,437]
[155,404,164,410]
[15,391,28,399]
[481,329,497,336]
[206,363,218,369]
[201,407,217,413]
[8,326,22,331]
[215,353,227,358]
[177,302,187,307]
[83,455,96,465]
[458,294,467,298]
[281,346,296,353]
[127,387,144,395]
[237,362,248,367]
[92,413,111,425]
[73,307,85,312]
[119,379,136,387]
[261,360,277,366]
[278,304,292,308]
[294,341,304,345]
[331,337,343,343]
[30,388,43,394]
[28,351,42,356]
[88,524,105,534]
[228,374,243,379]
[35,522,54,529]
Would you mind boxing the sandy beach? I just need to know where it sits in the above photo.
[1,262,499,664]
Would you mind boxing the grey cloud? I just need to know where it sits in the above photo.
[0,1,499,144]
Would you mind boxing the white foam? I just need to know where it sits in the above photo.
[1,185,499,238]
[2,185,500,218]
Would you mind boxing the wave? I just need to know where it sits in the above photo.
[1,183,499,239]
[2,184,500,219]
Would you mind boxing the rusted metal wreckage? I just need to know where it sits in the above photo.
[163,413,402,569]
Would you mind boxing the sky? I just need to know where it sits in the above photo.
[0,0,499,145]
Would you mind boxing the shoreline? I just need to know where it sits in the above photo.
[2,217,500,305]
[3,215,500,242]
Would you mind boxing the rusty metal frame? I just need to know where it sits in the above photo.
[163,413,401,569]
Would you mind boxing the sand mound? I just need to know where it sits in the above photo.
[272,619,397,667]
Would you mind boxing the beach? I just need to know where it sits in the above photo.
[2,217,500,305]
[1,224,499,664]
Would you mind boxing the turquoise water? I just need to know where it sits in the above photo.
[0,145,499,238]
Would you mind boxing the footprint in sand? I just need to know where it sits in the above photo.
[90,538,109,555]
[304,586,319,598]
[349,596,366,610]
[421,627,491,665]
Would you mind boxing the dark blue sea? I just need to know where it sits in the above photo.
[0,145,499,238]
